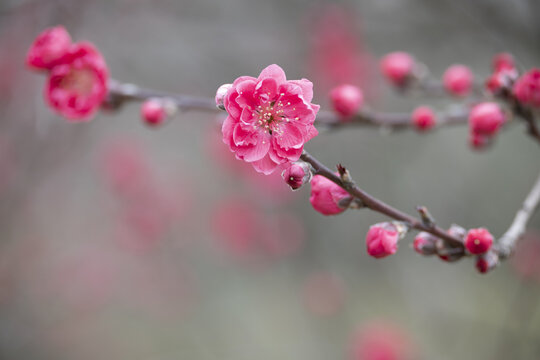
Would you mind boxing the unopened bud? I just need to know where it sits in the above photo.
[282,162,312,190]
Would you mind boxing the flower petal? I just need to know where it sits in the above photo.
[258,64,287,85]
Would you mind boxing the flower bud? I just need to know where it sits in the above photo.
[492,53,515,72]
[26,25,72,71]
[380,52,415,86]
[476,250,499,274]
[469,102,505,137]
[282,162,312,190]
[329,84,363,118]
[443,64,473,96]
[141,98,176,127]
[413,232,437,255]
[465,228,494,255]
[366,222,408,259]
[411,106,436,131]
[513,69,540,108]
[309,174,350,215]
[215,83,232,110]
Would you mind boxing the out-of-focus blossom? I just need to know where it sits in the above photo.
[350,321,417,360]
[513,68,540,108]
[411,106,436,132]
[380,52,415,86]
[45,41,109,121]
[302,271,346,316]
[443,64,473,96]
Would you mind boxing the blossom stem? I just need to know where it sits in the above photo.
[299,151,465,249]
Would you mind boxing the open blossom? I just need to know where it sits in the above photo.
[221,64,319,175]
[309,174,350,215]
[45,41,109,121]
[366,222,406,258]
[26,25,72,71]
[513,69,540,108]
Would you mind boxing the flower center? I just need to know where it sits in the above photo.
[253,100,291,136]
[60,69,96,95]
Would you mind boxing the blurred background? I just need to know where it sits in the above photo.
[1,0,540,359]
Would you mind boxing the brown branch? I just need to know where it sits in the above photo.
[106,79,469,130]
[299,151,465,250]
[496,170,540,259]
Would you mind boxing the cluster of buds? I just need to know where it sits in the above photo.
[26,26,109,121]
[413,224,498,273]
[485,53,517,95]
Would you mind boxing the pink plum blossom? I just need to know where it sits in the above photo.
[45,41,109,121]
[221,64,319,175]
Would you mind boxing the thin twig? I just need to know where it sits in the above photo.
[300,151,465,249]
[107,79,469,130]
[496,170,540,259]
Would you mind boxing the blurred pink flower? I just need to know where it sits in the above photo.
[350,321,417,360]
[45,41,109,121]
[302,271,346,316]
[26,25,72,71]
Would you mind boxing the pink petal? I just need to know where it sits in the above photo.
[258,64,287,85]
[274,123,304,149]
[251,153,280,175]
[236,131,271,162]
[255,78,278,103]
[289,79,314,103]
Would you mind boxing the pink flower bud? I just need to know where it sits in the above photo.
[366,222,407,259]
[26,25,72,71]
[309,174,350,215]
[443,64,474,96]
[465,228,494,255]
[469,102,505,137]
[513,69,540,108]
[282,162,311,190]
[380,52,415,86]
[492,53,515,72]
[45,41,109,121]
[413,232,437,255]
[411,106,436,131]
[476,251,498,274]
[329,84,363,118]
[215,83,232,109]
[140,98,175,127]
[141,99,166,126]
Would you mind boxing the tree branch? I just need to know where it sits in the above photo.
[299,151,465,250]
[496,170,540,259]
[107,79,469,130]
